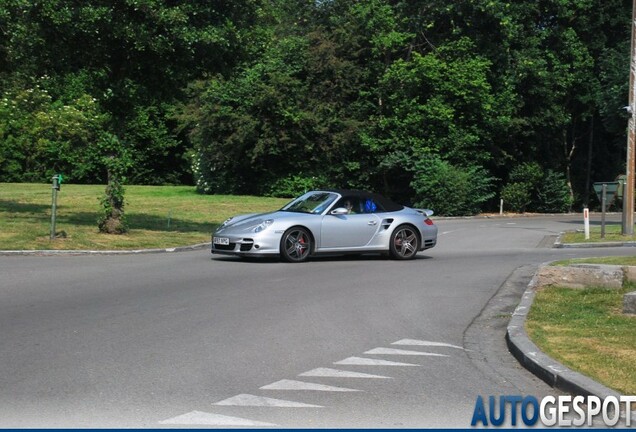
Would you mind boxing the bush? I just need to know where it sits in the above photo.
[501,182,532,213]
[502,164,572,213]
[537,170,573,213]
[267,174,331,198]
[0,85,108,183]
[509,162,543,186]
[411,157,495,216]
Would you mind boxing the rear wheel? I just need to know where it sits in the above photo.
[280,227,312,263]
[389,225,419,260]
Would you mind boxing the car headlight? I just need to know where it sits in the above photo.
[254,219,274,233]
[218,217,234,230]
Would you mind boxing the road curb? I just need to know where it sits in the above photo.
[0,242,211,256]
[505,264,635,422]
[556,241,636,248]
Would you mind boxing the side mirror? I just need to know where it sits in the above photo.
[330,207,349,215]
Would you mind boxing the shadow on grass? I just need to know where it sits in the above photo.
[559,219,622,227]
[0,200,51,213]
[62,212,218,233]
[1,198,217,233]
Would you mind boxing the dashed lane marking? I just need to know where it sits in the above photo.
[299,367,391,379]
[260,379,360,392]
[214,394,323,408]
[158,410,277,427]
[392,339,464,350]
[157,337,461,425]
[333,357,420,367]
[364,347,449,357]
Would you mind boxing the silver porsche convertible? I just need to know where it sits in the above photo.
[211,190,437,262]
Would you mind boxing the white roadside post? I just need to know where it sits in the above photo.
[584,207,590,240]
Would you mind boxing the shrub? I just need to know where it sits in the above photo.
[0,85,108,183]
[509,162,543,187]
[501,182,532,213]
[267,174,331,198]
[502,163,572,213]
[537,170,573,213]
[411,157,495,216]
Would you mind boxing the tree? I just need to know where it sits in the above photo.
[1,0,264,231]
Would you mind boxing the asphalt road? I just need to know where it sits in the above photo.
[0,215,632,428]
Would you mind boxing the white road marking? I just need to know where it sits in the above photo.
[159,410,277,426]
[299,367,391,379]
[364,347,449,357]
[333,357,420,367]
[392,339,464,350]
[261,379,360,392]
[214,393,322,408]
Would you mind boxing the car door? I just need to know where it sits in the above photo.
[319,197,381,249]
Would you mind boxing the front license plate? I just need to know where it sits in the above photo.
[213,237,230,245]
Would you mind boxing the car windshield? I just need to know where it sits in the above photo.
[281,192,339,214]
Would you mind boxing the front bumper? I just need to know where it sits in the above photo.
[211,232,281,256]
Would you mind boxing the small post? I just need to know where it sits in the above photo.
[584,207,590,240]
[622,178,627,234]
[50,175,60,240]
[601,183,607,239]
[500,198,504,215]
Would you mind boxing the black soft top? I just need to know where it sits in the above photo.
[324,189,404,212]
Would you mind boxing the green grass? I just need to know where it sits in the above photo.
[0,183,289,250]
[560,224,635,243]
[527,256,636,394]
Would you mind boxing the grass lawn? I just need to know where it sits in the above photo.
[526,267,636,394]
[560,224,636,244]
[0,183,288,250]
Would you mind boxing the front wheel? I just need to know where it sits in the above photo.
[280,227,312,263]
[389,225,419,260]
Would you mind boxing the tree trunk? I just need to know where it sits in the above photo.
[564,129,576,211]
[584,115,594,206]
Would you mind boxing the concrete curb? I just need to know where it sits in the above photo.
[0,242,211,256]
[557,241,636,249]
[506,265,635,422]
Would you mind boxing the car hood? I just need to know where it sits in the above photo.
[215,210,312,234]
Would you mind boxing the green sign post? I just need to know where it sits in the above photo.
[593,182,620,239]
[50,174,63,240]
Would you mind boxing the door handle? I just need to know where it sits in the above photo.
[368,221,378,226]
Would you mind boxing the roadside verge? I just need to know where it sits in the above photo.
[505,264,635,422]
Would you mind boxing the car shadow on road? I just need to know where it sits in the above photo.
[211,253,434,264]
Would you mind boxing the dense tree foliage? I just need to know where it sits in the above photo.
[1,0,633,214]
